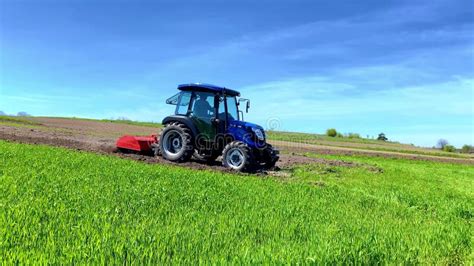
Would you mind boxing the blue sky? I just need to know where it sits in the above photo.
[0,0,473,147]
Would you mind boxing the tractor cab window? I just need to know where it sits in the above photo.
[176,91,192,115]
[190,91,216,141]
[226,96,239,121]
[191,92,215,119]
[166,92,180,105]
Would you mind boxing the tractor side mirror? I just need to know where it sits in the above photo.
[239,98,250,113]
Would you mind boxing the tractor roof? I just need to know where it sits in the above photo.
[178,83,240,97]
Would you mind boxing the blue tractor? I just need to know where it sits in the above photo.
[158,83,279,172]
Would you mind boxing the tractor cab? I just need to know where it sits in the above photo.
[166,84,244,131]
[160,83,279,172]
[165,84,249,141]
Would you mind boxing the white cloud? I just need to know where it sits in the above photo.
[241,74,473,119]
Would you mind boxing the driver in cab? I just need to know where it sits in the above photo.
[193,94,214,119]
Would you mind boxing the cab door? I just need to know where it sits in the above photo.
[189,91,218,142]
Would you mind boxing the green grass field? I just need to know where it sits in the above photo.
[1,140,472,264]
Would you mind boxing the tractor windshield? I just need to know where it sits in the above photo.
[226,96,239,121]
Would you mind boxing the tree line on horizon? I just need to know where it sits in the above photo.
[436,139,473,154]
[0,110,31,117]
[326,128,388,141]
[325,128,473,154]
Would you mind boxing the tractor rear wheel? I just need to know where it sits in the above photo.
[159,122,194,162]
[222,141,254,172]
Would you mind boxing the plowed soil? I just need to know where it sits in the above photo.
[1,118,472,174]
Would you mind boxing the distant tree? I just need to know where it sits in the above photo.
[326,128,337,137]
[117,116,130,121]
[437,139,449,149]
[442,145,456,152]
[17,111,30,117]
[377,133,388,141]
[336,132,343,138]
[461,145,473,154]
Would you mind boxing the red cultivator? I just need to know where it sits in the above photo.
[116,135,158,153]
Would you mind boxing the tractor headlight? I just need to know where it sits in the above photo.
[252,128,265,141]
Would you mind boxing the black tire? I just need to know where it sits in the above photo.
[263,144,279,169]
[222,141,254,172]
[159,122,194,162]
[264,159,277,169]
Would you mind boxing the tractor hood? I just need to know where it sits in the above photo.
[229,120,264,131]
[229,120,266,140]
[228,120,267,147]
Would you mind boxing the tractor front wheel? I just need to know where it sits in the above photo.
[222,141,254,172]
[263,144,279,169]
[159,123,194,162]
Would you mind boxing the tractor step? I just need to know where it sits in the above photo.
[116,135,158,153]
